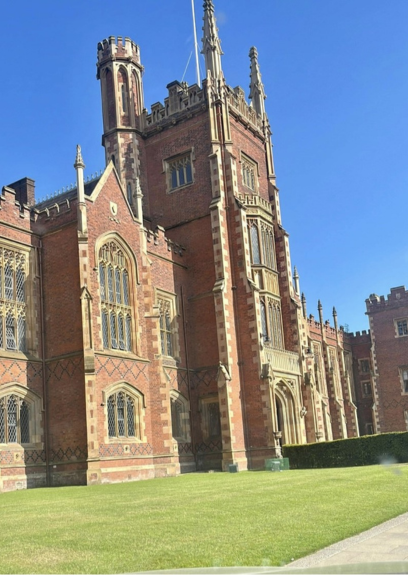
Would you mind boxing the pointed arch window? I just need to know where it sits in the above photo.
[0,394,30,444]
[0,247,27,352]
[106,387,143,440]
[99,241,133,352]
[170,392,190,441]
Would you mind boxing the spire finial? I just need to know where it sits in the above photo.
[201,0,223,81]
[74,144,85,170]
[293,266,300,295]
[301,292,307,319]
[249,46,267,117]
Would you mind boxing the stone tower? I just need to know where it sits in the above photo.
[96,36,144,218]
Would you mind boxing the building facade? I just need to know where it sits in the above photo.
[0,1,405,492]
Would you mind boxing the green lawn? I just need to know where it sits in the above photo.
[1,465,408,573]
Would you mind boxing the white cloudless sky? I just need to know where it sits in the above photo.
[1,0,407,333]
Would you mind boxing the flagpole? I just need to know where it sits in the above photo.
[191,0,201,87]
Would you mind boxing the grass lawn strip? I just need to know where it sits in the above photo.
[0,465,407,573]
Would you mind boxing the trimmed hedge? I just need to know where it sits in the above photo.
[282,432,408,469]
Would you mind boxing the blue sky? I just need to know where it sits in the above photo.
[1,0,407,333]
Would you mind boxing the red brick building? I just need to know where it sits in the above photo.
[0,1,404,492]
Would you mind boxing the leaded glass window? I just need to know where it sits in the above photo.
[99,241,132,352]
[248,220,276,270]
[0,247,27,352]
[158,298,174,357]
[107,389,142,440]
[250,223,261,265]
[0,394,30,444]
[167,153,193,191]
[241,154,257,192]
[261,297,284,350]
[170,394,190,441]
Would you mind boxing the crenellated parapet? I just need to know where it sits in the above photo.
[145,226,186,260]
[366,286,408,313]
[346,329,371,344]
[144,81,207,131]
[1,185,35,220]
[96,36,142,72]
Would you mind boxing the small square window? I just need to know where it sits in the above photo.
[166,152,193,191]
[396,319,408,337]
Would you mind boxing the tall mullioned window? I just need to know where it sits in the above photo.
[0,394,30,444]
[158,297,175,357]
[241,154,257,192]
[248,220,276,270]
[0,247,27,352]
[99,241,132,352]
[260,297,284,349]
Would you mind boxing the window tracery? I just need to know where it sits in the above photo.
[99,241,132,352]
[0,247,27,352]
[260,297,284,349]
[107,388,143,440]
[248,220,276,270]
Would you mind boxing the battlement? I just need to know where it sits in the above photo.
[97,36,141,66]
[144,80,206,129]
[307,315,338,338]
[1,185,34,219]
[226,85,264,133]
[346,329,371,344]
[366,286,408,313]
[145,226,186,259]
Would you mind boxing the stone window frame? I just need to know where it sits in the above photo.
[169,390,190,442]
[260,295,285,350]
[240,152,259,193]
[359,359,370,374]
[0,242,33,355]
[394,317,408,338]
[96,234,139,356]
[164,149,195,193]
[0,383,42,447]
[102,381,146,443]
[361,381,372,397]
[156,289,180,360]
[399,367,408,394]
[248,218,276,270]
[199,394,221,441]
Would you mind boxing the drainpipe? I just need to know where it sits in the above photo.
[38,240,51,486]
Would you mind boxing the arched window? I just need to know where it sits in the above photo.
[0,247,27,352]
[99,241,133,352]
[106,387,143,440]
[0,394,30,444]
[170,392,190,441]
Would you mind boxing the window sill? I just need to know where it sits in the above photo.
[167,182,193,194]
[96,349,149,362]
